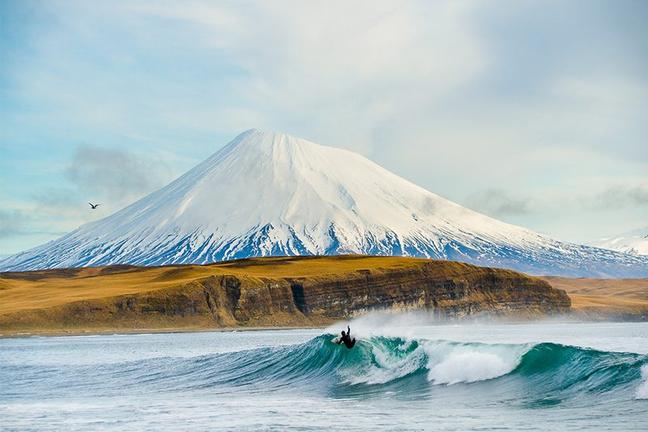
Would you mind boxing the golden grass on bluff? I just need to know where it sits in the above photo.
[0,255,576,335]
[0,256,438,315]
[0,255,644,336]
[540,276,648,318]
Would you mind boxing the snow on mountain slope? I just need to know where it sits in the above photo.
[1,129,647,277]
[593,227,648,256]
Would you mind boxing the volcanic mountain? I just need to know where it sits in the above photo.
[1,129,647,277]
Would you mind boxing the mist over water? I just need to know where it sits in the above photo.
[1,319,647,431]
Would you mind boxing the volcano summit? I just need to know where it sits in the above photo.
[1,129,646,277]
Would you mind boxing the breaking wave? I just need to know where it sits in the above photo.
[8,335,647,401]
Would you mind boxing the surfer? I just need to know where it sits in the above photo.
[336,326,356,349]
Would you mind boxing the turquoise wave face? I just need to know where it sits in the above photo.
[3,327,648,432]
[6,335,646,403]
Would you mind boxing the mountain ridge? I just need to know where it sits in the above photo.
[593,227,648,256]
[1,129,647,277]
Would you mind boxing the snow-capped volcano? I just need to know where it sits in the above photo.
[1,129,647,277]
[592,227,648,256]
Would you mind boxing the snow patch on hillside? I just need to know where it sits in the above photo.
[593,227,648,256]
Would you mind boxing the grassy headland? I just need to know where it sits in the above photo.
[540,276,648,320]
[0,256,571,336]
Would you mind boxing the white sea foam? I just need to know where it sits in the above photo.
[331,313,648,355]
[636,365,648,399]
[341,332,526,386]
[426,350,518,385]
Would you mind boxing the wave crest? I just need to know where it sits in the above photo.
[60,334,646,400]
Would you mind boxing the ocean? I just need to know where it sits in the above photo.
[1,319,647,431]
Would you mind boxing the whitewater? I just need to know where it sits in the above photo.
[1,321,647,431]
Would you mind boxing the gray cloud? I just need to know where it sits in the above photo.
[591,184,648,209]
[65,145,171,203]
[465,189,532,218]
[0,146,175,252]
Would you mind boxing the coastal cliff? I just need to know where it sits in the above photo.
[0,256,570,335]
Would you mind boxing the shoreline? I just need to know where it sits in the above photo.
[0,324,326,339]
[2,314,644,339]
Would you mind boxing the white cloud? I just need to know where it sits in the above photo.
[2,0,647,251]
[119,1,488,149]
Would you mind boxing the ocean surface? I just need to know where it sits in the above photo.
[1,319,647,431]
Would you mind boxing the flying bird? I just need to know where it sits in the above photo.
[88,202,101,209]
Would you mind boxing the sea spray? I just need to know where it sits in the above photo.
[637,365,648,399]
[425,347,522,385]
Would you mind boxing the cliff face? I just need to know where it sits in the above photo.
[0,256,570,334]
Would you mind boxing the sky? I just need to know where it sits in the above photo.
[0,0,647,255]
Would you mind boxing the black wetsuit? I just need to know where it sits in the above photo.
[337,326,356,349]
